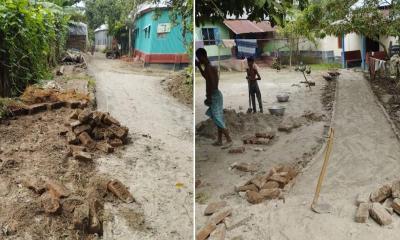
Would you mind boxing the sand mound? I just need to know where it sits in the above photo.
[196,109,281,139]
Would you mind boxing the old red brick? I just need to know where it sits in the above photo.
[109,138,123,147]
[96,142,114,154]
[103,114,120,126]
[370,184,391,202]
[196,223,216,240]
[78,132,96,149]
[204,201,227,216]
[109,124,129,139]
[73,151,92,161]
[235,184,258,192]
[261,181,280,190]
[355,202,370,223]
[41,192,60,214]
[107,180,135,203]
[28,103,47,114]
[246,190,264,204]
[231,162,257,172]
[73,124,91,135]
[46,180,70,199]
[47,101,65,110]
[259,188,281,199]
[66,101,81,109]
[78,109,92,123]
[369,202,392,225]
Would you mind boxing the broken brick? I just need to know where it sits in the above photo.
[209,224,226,240]
[355,202,370,223]
[107,179,135,203]
[73,124,91,135]
[78,109,92,123]
[73,202,89,230]
[109,138,123,147]
[91,111,105,125]
[392,198,400,215]
[261,181,280,190]
[66,101,82,109]
[391,181,400,198]
[69,120,82,128]
[109,124,128,139]
[28,103,47,115]
[254,138,270,145]
[370,185,391,202]
[103,114,120,126]
[68,145,87,156]
[61,196,84,213]
[268,174,288,185]
[228,146,245,154]
[369,202,392,225]
[69,109,82,120]
[246,191,264,204]
[73,151,92,161]
[45,180,70,199]
[88,199,102,234]
[259,188,281,199]
[22,177,46,194]
[209,208,232,225]
[96,142,114,153]
[41,192,60,214]
[356,192,370,206]
[78,132,96,149]
[196,223,216,240]
[231,162,257,172]
[10,107,29,116]
[67,131,79,145]
[249,175,267,189]
[235,184,258,192]
[204,201,227,216]
[47,101,65,110]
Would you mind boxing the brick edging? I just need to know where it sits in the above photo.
[366,79,400,144]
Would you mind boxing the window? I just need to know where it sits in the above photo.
[202,28,217,45]
[338,35,342,49]
[144,25,151,39]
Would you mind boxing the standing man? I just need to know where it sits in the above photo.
[196,48,232,147]
[246,57,263,113]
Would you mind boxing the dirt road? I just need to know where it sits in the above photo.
[196,69,400,239]
[88,54,193,240]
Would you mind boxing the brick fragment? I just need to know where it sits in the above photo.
[73,202,89,230]
[41,192,60,214]
[235,184,258,192]
[246,190,264,204]
[96,142,114,153]
[45,180,70,198]
[231,162,257,172]
[103,114,120,126]
[391,181,400,198]
[28,103,47,114]
[261,181,280,190]
[109,138,123,147]
[204,201,227,216]
[370,184,391,202]
[228,147,245,154]
[73,124,91,135]
[73,151,92,161]
[259,188,281,199]
[209,224,226,240]
[78,109,92,123]
[355,202,370,223]
[78,132,96,149]
[107,179,135,203]
[196,223,216,240]
[369,202,392,225]
[392,198,400,215]
[109,124,128,139]
[47,101,65,110]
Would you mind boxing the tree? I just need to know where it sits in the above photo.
[195,0,309,25]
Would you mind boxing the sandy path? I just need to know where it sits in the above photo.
[266,70,400,240]
[196,69,400,239]
[195,69,329,237]
[88,54,193,240]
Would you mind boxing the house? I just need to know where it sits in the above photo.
[131,3,191,67]
[67,22,88,51]
[94,24,112,51]
[195,20,276,59]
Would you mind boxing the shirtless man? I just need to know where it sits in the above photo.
[246,57,263,113]
[196,48,232,147]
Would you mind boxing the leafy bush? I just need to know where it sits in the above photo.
[0,0,69,97]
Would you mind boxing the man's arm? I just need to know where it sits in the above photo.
[255,69,261,81]
[196,60,207,80]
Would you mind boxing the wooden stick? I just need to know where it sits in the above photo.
[312,128,335,206]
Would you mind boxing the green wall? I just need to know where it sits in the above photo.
[195,21,232,58]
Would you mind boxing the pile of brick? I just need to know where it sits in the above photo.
[196,201,231,240]
[64,109,129,161]
[22,177,134,235]
[355,180,400,225]
[235,165,298,204]
[242,132,275,145]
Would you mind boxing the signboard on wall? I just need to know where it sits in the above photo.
[157,23,171,33]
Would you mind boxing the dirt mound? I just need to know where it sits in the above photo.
[21,86,90,105]
[0,109,139,239]
[196,109,281,139]
[163,71,193,107]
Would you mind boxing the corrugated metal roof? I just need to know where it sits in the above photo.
[223,20,275,34]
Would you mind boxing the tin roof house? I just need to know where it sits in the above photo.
[67,22,88,51]
[131,2,191,68]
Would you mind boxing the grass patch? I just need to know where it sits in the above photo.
[309,63,342,71]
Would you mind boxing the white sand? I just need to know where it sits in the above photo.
[196,69,400,239]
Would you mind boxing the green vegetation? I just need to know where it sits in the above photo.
[309,63,342,71]
[0,0,79,97]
